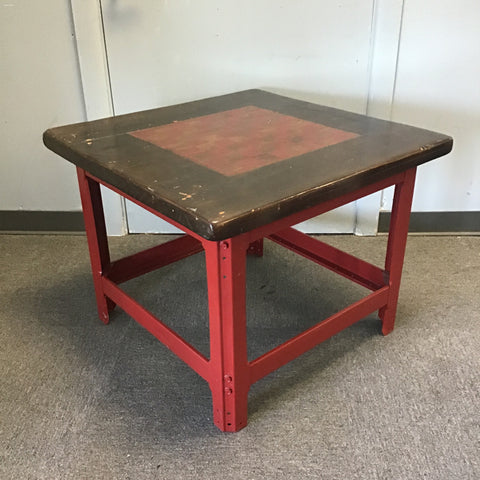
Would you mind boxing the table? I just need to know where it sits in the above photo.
[43,89,452,432]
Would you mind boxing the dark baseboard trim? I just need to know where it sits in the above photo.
[1,210,478,234]
[378,211,480,233]
[0,211,85,232]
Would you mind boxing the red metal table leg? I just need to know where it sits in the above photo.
[77,168,114,324]
[75,165,418,430]
[380,168,416,335]
[247,239,264,257]
[204,237,250,432]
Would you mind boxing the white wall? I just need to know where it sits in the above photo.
[101,0,374,116]
[0,1,85,211]
[99,0,377,234]
[1,1,478,224]
[383,0,480,212]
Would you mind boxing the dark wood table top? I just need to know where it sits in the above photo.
[44,89,452,240]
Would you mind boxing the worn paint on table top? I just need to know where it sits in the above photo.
[43,89,453,239]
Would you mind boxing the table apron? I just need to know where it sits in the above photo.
[83,170,408,243]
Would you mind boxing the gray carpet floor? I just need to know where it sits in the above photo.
[0,234,478,479]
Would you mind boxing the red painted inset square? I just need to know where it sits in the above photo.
[129,106,359,176]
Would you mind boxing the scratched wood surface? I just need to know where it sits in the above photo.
[43,89,452,240]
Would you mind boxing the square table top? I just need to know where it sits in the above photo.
[44,89,452,240]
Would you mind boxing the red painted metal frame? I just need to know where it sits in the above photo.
[76,165,416,432]
[268,227,386,291]
[379,168,416,335]
[102,276,211,381]
[77,171,114,323]
[247,239,264,257]
[108,235,203,284]
[249,286,390,384]
[204,238,249,431]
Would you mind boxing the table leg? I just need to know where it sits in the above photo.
[77,168,114,324]
[379,168,416,335]
[247,239,264,257]
[204,238,249,432]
